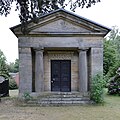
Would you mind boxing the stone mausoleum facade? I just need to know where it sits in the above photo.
[11,9,110,96]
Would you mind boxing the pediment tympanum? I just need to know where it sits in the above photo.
[30,19,91,33]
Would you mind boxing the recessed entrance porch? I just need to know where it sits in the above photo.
[43,49,89,93]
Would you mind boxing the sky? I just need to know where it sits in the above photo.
[0,0,120,63]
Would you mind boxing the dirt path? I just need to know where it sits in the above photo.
[0,98,51,120]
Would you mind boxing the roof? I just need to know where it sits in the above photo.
[10,8,111,37]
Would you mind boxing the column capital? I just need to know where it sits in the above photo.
[33,46,44,51]
[78,47,89,52]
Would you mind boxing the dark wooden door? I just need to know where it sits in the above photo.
[51,60,71,92]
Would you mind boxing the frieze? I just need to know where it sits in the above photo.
[48,51,74,60]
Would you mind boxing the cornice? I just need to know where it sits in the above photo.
[16,32,106,37]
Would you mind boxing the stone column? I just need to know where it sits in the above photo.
[35,48,44,92]
[78,48,88,92]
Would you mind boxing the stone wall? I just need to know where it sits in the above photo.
[91,47,103,76]
[18,36,103,94]
[19,48,32,93]
[18,37,103,48]
[44,51,79,91]
[12,9,110,96]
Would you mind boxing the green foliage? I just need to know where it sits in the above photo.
[0,0,100,26]
[9,78,18,90]
[0,50,18,90]
[90,74,106,103]
[103,27,120,79]
[0,49,10,80]
[22,92,33,102]
[103,40,117,75]
[107,61,120,78]
[8,59,19,73]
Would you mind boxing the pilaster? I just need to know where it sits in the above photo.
[19,48,32,93]
[91,47,103,76]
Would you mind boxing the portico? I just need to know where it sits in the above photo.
[10,9,110,97]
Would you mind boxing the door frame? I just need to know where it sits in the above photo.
[51,60,71,92]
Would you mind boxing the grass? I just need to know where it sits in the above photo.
[0,89,120,120]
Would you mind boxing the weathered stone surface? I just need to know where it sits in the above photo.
[18,37,103,48]
[31,19,91,33]
[19,48,32,93]
[11,9,110,98]
[27,92,91,106]
[91,47,103,76]
[78,49,88,92]
[35,49,44,92]
[44,51,79,91]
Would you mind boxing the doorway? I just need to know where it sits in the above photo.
[51,60,71,92]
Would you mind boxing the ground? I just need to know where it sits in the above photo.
[0,90,120,120]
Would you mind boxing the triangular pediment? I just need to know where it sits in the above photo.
[29,18,91,33]
[30,19,91,33]
[10,9,111,36]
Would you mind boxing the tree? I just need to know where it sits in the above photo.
[8,59,19,73]
[103,39,117,75]
[103,27,120,78]
[14,59,19,72]
[0,0,100,31]
[0,49,10,80]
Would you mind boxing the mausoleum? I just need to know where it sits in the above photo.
[11,9,110,98]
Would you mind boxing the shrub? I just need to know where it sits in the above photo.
[9,78,18,90]
[22,92,33,102]
[90,74,106,104]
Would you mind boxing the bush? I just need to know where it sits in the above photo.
[22,92,33,102]
[108,75,120,95]
[90,74,106,103]
[107,61,120,78]
[9,78,18,90]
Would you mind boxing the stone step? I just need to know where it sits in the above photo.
[40,97,90,101]
[38,100,91,105]
[45,94,83,98]
[27,98,92,106]
[26,92,92,106]
[38,92,90,95]
[37,92,90,98]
